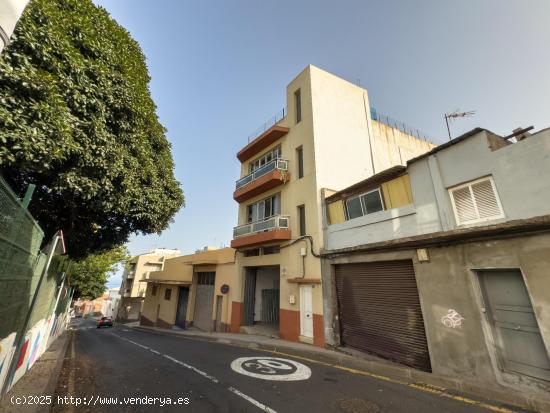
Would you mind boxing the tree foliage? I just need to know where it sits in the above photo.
[0,0,184,258]
[68,246,128,300]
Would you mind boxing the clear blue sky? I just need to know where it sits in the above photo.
[99,0,550,288]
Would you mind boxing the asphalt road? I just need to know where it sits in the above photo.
[51,318,519,413]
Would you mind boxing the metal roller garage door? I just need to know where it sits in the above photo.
[335,260,431,372]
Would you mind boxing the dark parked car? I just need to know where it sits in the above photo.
[97,317,113,328]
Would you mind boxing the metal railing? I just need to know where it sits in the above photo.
[233,215,290,238]
[247,108,286,143]
[236,159,288,189]
[370,107,434,143]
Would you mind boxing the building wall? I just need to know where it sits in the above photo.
[234,65,434,346]
[325,129,550,251]
[323,232,550,401]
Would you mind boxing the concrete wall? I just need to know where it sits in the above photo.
[322,232,550,402]
[325,128,550,251]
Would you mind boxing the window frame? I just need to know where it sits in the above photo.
[248,145,282,173]
[296,146,304,179]
[448,176,505,226]
[298,204,306,236]
[294,89,302,123]
[345,188,385,220]
[164,288,172,301]
[247,193,281,223]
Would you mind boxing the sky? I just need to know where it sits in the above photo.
[98,0,550,288]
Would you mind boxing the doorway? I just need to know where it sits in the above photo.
[300,285,313,339]
[479,269,550,381]
[243,266,280,334]
[193,272,215,331]
[175,287,189,329]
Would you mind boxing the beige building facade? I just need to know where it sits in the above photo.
[118,248,180,321]
[230,65,434,346]
[140,247,236,332]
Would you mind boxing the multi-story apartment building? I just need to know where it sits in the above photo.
[321,126,550,407]
[118,248,180,321]
[229,65,434,346]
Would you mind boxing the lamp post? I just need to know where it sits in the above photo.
[0,0,30,53]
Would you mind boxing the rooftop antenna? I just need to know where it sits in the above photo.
[444,109,476,141]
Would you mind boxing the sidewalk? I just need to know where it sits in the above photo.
[0,332,70,413]
[131,325,548,412]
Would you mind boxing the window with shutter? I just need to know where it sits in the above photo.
[449,177,504,225]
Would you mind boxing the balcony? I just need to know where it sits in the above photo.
[231,215,292,249]
[234,159,290,203]
[237,109,289,162]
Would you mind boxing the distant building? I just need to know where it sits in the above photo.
[117,248,180,321]
[321,126,550,399]
[140,247,235,332]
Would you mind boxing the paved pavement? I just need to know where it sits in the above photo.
[48,318,532,413]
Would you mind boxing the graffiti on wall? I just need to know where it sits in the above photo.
[0,332,17,391]
[0,308,70,391]
[441,309,464,328]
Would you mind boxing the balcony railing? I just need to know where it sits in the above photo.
[236,159,288,189]
[247,108,286,143]
[233,215,290,239]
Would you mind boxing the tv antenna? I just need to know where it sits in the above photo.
[444,110,475,141]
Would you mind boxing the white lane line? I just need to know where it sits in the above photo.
[111,333,278,413]
[228,387,278,413]
[162,354,219,383]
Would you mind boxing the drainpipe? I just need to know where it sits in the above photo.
[0,0,30,53]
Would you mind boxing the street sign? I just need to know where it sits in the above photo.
[230,357,311,381]
[220,284,230,294]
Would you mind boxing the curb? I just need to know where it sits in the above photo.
[130,325,548,412]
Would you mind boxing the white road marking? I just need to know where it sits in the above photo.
[111,333,278,412]
[228,387,278,413]
[231,357,311,381]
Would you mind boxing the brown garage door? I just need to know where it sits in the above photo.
[335,260,431,372]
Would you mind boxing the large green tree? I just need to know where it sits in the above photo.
[0,0,184,258]
[68,246,128,300]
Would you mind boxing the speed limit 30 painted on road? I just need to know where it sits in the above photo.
[231,357,312,381]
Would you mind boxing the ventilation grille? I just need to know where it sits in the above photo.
[450,177,504,225]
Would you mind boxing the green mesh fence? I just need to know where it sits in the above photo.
[0,176,45,342]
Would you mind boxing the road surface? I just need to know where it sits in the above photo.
[51,318,522,413]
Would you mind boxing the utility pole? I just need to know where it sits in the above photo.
[0,0,30,53]
[444,110,476,141]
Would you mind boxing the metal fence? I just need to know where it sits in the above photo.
[0,176,68,395]
[370,107,435,143]
[246,108,286,143]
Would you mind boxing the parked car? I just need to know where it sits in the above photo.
[97,316,113,328]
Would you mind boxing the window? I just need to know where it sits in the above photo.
[298,204,306,236]
[262,245,280,255]
[249,145,281,173]
[244,248,260,257]
[152,285,158,296]
[449,176,504,225]
[296,146,304,179]
[294,89,302,123]
[345,189,385,220]
[247,193,281,223]
[164,288,172,300]
[197,272,215,285]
